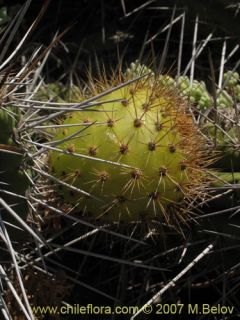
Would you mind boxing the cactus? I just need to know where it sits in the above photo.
[158,73,238,111]
[0,107,29,238]
[154,71,240,173]
[0,107,18,145]
[224,70,239,88]
[1,3,240,318]
[198,71,240,171]
[48,74,210,224]
[177,76,212,110]
[34,81,87,106]
[125,59,154,79]
[203,120,240,171]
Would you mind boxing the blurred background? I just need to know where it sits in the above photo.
[1,0,240,83]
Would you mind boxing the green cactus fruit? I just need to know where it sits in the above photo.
[49,75,209,223]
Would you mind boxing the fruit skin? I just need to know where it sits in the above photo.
[49,75,208,223]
